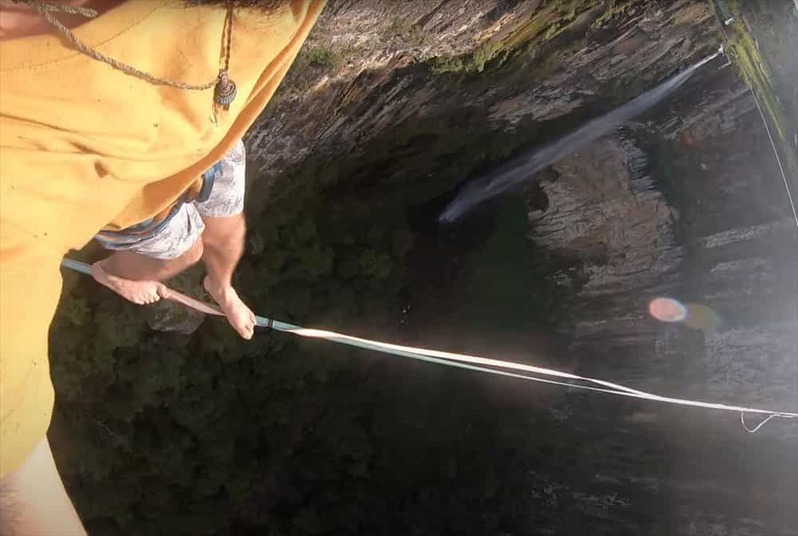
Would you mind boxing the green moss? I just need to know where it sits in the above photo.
[720,0,798,187]
[727,26,784,137]
[295,46,343,70]
[429,55,467,74]
[591,0,636,29]
[309,48,341,68]
[427,0,602,76]
[470,40,505,73]
[428,40,506,75]
[386,19,429,47]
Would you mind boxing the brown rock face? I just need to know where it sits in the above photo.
[243,1,797,533]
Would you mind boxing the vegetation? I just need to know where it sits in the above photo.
[428,0,603,75]
[50,100,585,534]
[385,19,429,47]
[46,1,797,533]
[720,0,798,190]
[47,4,691,528]
[590,0,637,29]
[427,0,653,77]
[294,46,344,70]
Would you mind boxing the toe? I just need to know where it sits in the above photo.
[157,283,170,299]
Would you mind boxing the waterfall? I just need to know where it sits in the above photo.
[440,52,721,223]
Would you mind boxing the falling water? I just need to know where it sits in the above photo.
[439,51,721,223]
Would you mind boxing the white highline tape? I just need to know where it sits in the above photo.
[58,259,798,432]
[282,327,798,424]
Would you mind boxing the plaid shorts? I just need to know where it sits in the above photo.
[95,140,246,260]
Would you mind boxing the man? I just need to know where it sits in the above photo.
[91,138,257,340]
[0,0,325,533]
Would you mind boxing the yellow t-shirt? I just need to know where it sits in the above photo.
[0,0,325,477]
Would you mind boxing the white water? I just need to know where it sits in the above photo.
[439,52,721,223]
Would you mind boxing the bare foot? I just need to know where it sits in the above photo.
[203,276,256,340]
[91,261,169,305]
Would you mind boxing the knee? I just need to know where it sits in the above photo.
[202,215,246,249]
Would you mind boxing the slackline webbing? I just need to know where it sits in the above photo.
[60,258,798,430]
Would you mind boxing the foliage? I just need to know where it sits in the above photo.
[41,1,798,533]
[48,96,586,534]
[590,0,637,29]
[721,0,798,188]
[428,54,466,75]
[428,0,604,76]
[385,19,429,47]
[294,46,343,70]
[47,2,692,530]
[46,4,636,526]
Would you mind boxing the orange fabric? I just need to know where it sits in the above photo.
[0,0,326,477]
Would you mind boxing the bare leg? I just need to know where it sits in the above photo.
[0,437,86,536]
[92,238,204,304]
[199,213,256,339]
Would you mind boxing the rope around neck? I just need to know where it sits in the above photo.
[60,258,798,432]
[13,0,98,17]
[13,0,235,97]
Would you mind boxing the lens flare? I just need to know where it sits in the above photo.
[648,298,721,333]
[682,303,721,332]
[648,297,688,323]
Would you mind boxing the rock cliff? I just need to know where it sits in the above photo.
[243,1,797,533]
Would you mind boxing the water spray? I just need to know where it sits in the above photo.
[439,51,723,223]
